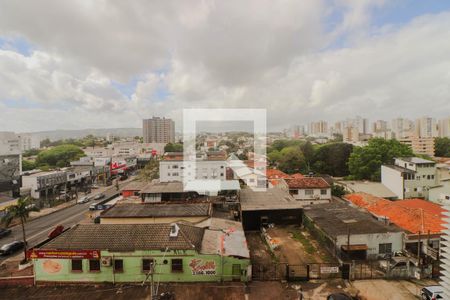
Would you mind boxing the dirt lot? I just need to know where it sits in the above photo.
[352,279,437,300]
[266,225,336,265]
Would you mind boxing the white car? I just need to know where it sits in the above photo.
[421,286,443,300]
[77,196,91,204]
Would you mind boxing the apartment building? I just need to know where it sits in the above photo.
[381,157,438,199]
[159,152,227,182]
[398,136,435,157]
[438,117,450,138]
[17,133,41,151]
[143,117,175,143]
[415,117,438,138]
[391,118,414,139]
[0,132,22,197]
[308,121,328,136]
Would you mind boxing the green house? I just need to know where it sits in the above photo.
[32,222,250,283]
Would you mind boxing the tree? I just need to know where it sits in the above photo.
[164,143,183,152]
[348,138,414,181]
[1,196,39,262]
[278,146,306,174]
[312,143,353,177]
[435,137,450,157]
[300,141,314,172]
[35,144,85,168]
[331,184,347,197]
[22,160,37,171]
[138,159,159,182]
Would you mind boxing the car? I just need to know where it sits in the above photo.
[77,196,91,204]
[0,228,12,239]
[0,241,25,256]
[94,193,105,200]
[91,184,99,189]
[48,225,64,239]
[379,256,417,270]
[327,293,354,300]
[89,203,99,211]
[420,286,443,300]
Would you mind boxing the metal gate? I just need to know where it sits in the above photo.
[252,264,286,281]
[352,261,386,280]
[286,264,309,281]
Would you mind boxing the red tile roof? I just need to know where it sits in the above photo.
[286,177,330,189]
[265,169,290,179]
[290,173,305,179]
[345,193,446,234]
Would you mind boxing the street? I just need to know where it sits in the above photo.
[0,180,132,262]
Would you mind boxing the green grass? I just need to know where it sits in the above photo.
[290,230,315,255]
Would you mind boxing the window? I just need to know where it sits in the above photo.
[320,189,327,195]
[71,259,83,272]
[305,189,314,196]
[171,259,183,272]
[143,259,155,272]
[89,259,100,272]
[379,243,392,254]
[290,189,298,195]
[114,259,124,272]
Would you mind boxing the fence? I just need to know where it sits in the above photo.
[252,263,342,282]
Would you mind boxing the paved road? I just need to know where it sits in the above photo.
[0,180,132,261]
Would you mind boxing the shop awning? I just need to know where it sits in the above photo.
[341,244,368,251]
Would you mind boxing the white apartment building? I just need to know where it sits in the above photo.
[391,118,414,139]
[381,157,438,199]
[438,117,450,138]
[415,117,438,138]
[159,160,227,182]
[0,132,22,196]
[18,133,41,151]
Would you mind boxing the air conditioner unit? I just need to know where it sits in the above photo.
[101,256,112,267]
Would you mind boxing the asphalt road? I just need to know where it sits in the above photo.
[0,180,132,261]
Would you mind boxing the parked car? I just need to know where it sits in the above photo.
[48,225,64,239]
[421,286,443,300]
[0,241,25,256]
[94,193,105,200]
[327,293,354,300]
[379,256,417,270]
[0,228,12,239]
[77,196,91,204]
[89,203,99,211]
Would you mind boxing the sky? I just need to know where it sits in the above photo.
[1,0,450,133]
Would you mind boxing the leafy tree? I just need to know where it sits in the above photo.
[331,184,347,197]
[1,196,39,262]
[22,160,37,171]
[278,146,306,174]
[300,141,314,172]
[35,144,85,168]
[435,137,450,157]
[138,159,159,182]
[23,149,41,157]
[40,138,51,148]
[164,143,183,152]
[348,138,414,181]
[312,143,353,177]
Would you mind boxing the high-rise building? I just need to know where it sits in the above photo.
[391,118,414,139]
[398,136,435,157]
[0,131,22,197]
[372,120,388,133]
[415,116,438,138]
[143,117,175,144]
[438,117,450,138]
[308,121,328,136]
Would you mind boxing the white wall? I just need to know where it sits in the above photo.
[291,187,331,205]
[336,231,404,259]
[21,176,39,199]
[160,160,226,183]
[381,166,404,199]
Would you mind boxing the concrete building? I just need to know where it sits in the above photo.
[143,117,175,144]
[429,179,450,204]
[303,202,404,260]
[22,170,68,199]
[391,118,414,139]
[18,133,41,151]
[398,136,435,157]
[285,177,331,205]
[159,152,227,183]
[381,157,438,199]
[308,121,328,136]
[0,132,22,197]
[438,117,450,138]
[32,223,251,283]
[415,117,438,138]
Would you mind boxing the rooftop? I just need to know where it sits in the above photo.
[337,180,397,199]
[140,181,185,194]
[383,165,416,174]
[41,223,205,251]
[100,202,211,218]
[240,187,302,211]
[304,202,403,238]
[345,193,446,234]
[286,177,330,189]
[265,169,290,179]
[397,157,435,164]
[120,180,148,192]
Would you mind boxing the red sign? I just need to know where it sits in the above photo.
[28,249,101,259]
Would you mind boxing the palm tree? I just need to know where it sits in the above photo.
[1,196,39,262]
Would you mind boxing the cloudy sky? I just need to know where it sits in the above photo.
[1,0,450,132]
